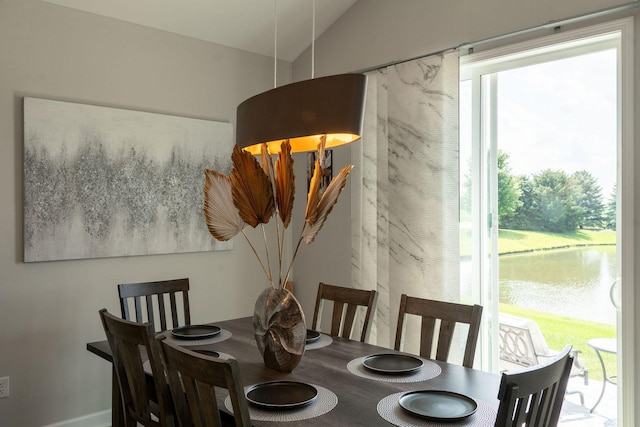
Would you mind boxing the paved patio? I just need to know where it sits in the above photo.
[559,375,618,426]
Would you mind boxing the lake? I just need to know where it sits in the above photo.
[499,246,617,325]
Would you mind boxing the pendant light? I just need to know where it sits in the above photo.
[236,0,367,155]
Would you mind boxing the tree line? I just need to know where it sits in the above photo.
[462,151,616,233]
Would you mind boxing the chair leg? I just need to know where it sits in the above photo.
[565,390,585,406]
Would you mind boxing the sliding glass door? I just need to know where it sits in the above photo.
[460,19,633,424]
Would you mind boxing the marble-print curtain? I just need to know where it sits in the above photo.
[351,52,459,353]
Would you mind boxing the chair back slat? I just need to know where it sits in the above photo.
[145,296,157,330]
[118,278,190,332]
[394,294,483,368]
[312,282,378,342]
[495,345,574,427]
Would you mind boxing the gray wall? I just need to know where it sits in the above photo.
[0,0,291,425]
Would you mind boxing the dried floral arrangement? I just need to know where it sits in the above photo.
[204,137,352,289]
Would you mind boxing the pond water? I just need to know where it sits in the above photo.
[461,246,617,325]
[499,246,617,325]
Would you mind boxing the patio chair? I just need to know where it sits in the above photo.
[498,313,589,405]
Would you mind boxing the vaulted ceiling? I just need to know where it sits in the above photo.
[42,0,357,62]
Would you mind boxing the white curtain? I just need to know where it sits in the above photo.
[351,52,460,353]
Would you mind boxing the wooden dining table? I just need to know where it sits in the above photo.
[87,316,501,426]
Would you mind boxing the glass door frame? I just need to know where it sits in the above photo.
[460,17,635,424]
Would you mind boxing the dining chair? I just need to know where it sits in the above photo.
[495,344,574,427]
[394,294,483,368]
[311,282,378,342]
[99,308,175,427]
[118,278,191,332]
[159,338,252,427]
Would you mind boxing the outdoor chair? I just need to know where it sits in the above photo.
[499,313,589,405]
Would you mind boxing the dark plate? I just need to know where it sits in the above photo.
[306,329,321,344]
[399,390,478,421]
[246,381,318,410]
[171,325,221,340]
[362,353,424,374]
[193,349,220,358]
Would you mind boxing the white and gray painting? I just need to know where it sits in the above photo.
[23,97,233,262]
[352,53,460,350]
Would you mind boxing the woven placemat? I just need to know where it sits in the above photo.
[305,334,333,350]
[377,391,497,427]
[224,384,338,422]
[162,328,232,346]
[347,356,442,383]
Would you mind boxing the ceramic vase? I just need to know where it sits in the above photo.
[253,287,306,372]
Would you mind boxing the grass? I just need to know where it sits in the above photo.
[498,228,616,255]
[500,303,616,381]
[459,228,615,257]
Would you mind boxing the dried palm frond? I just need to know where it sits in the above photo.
[203,169,245,241]
[230,145,275,227]
[275,140,294,228]
[303,165,353,244]
[304,136,326,225]
[260,143,273,180]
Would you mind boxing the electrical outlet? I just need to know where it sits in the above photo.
[0,376,9,398]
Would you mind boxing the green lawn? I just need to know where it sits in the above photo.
[460,228,615,257]
[498,229,615,254]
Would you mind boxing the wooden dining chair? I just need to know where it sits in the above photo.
[99,308,175,427]
[159,338,252,427]
[118,278,191,332]
[311,282,378,342]
[495,345,574,427]
[394,294,483,368]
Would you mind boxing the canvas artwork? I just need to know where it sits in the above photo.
[307,149,332,192]
[23,97,234,262]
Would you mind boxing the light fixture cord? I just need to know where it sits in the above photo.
[274,0,278,88]
[311,0,315,79]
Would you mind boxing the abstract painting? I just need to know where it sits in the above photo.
[23,97,234,262]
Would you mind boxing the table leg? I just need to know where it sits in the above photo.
[111,367,125,427]
[590,349,607,413]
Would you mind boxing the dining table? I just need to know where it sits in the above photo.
[87,316,501,426]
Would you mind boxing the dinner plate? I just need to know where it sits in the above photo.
[171,324,221,340]
[362,353,424,374]
[398,390,478,421]
[306,329,321,344]
[246,381,318,410]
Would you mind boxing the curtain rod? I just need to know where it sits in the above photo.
[357,1,639,73]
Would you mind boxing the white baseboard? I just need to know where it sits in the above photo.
[41,410,111,427]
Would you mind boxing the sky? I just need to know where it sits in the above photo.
[497,49,617,197]
[459,48,618,199]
